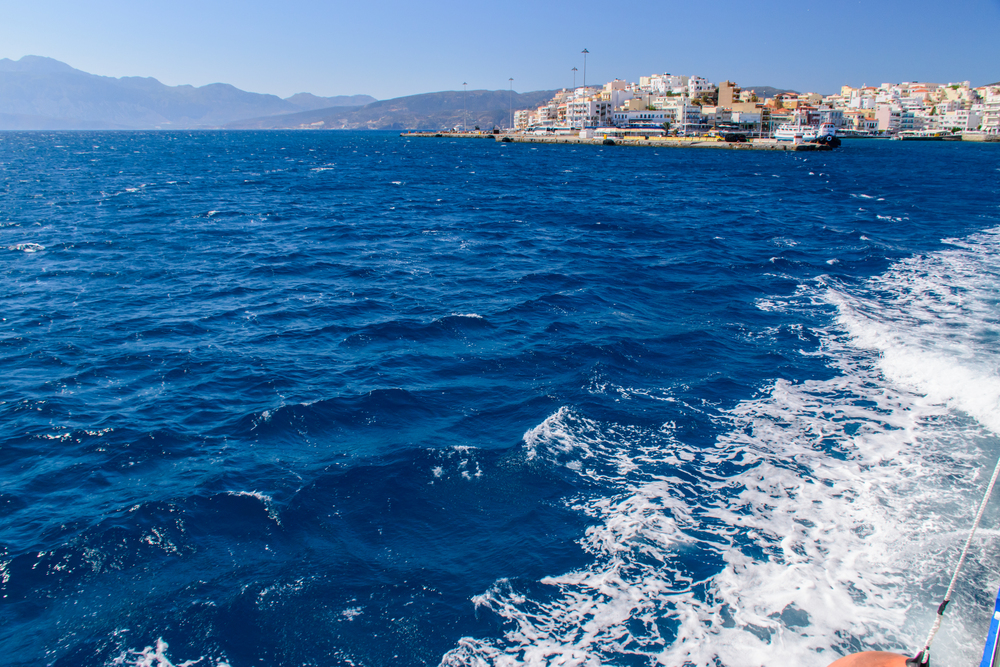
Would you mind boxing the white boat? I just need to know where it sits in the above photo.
[774,121,837,142]
[896,129,956,141]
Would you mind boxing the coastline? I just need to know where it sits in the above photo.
[401,131,835,151]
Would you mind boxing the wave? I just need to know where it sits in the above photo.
[442,228,1000,666]
[111,637,231,667]
[6,242,44,252]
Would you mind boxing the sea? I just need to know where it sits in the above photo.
[2,131,999,667]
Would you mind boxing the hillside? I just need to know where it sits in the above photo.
[225,89,561,131]
[741,86,802,98]
[0,56,374,129]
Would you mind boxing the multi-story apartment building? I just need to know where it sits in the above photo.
[843,110,879,133]
[611,109,674,128]
[979,93,1000,134]
[514,109,531,131]
[687,76,715,97]
[935,109,982,131]
[638,74,691,95]
[566,96,613,128]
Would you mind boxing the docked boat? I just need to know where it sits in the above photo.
[773,121,837,143]
[896,129,957,141]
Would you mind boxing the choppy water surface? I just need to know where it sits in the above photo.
[2,131,999,667]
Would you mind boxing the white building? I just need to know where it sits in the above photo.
[899,110,916,132]
[639,74,690,95]
[611,96,705,132]
[730,111,762,128]
[875,105,901,132]
[817,108,845,128]
[602,80,635,110]
[980,95,1000,134]
[687,76,715,97]
[936,109,982,131]
[567,97,613,128]
[514,109,531,130]
[611,109,674,128]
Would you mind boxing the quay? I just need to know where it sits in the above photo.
[401,131,495,139]
[401,131,833,151]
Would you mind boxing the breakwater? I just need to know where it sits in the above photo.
[401,131,833,151]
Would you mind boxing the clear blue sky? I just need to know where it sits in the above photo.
[3,0,999,100]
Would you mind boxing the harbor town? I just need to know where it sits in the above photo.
[409,72,1000,148]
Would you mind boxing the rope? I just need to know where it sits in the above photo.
[908,452,1000,666]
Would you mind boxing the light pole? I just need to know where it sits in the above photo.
[572,66,577,89]
[581,48,589,90]
[508,78,514,130]
[463,82,468,132]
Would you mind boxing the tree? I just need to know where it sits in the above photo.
[662,121,671,131]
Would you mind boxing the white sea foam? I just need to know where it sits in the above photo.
[227,490,281,526]
[828,227,1000,434]
[7,242,44,252]
[429,446,483,482]
[342,606,363,620]
[443,227,1000,667]
[111,638,230,667]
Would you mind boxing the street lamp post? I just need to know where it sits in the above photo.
[508,78,514,131]
[463,82,468,132]
[581,49,589,90]
[572,67,577,89]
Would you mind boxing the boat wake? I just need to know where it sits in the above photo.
[442,228,1000,667]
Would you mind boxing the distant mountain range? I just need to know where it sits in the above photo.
[0,56,375,130]
[225,89,561,131]
[741,86,802,98]
[0,56,556,131]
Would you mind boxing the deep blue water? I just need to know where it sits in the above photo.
[2,131,1000,667]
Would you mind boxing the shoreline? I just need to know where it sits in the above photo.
[401,131,834,151]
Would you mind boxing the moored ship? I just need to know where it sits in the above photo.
[773,121,838,142]
[895,129,960,140]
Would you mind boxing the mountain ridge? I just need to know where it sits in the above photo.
[0,56,374,129]
[226,89,561,131]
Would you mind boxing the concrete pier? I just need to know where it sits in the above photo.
[401,131,832,151]
[961,132,1000,142]
[401,132,496,139]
